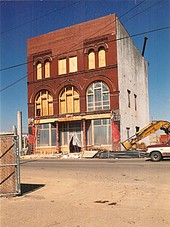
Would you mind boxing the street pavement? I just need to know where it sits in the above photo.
[1,158,170,227]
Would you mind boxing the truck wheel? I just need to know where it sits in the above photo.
[150,151,162,162]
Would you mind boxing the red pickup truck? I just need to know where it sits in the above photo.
[146,140,170,161]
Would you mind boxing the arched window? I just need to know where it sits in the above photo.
[59,86,80,114]
[35,90,53,116]
[36,62,42,80]
[45,60,50,78]
[98,48,106,68]
[87,81,110,111]
[88,49,95,69]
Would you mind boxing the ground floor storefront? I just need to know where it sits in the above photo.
[28,114,120,154]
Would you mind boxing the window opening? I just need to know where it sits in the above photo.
[126,127,130,139]
[69,56,77,73]
[134,94,137,111]
[87,119,111,145]
[45,61,50,78]
[59,86,80,114]
[37,123,56,147]
[58,58,66,75]
[87,81,110,111]
[88,50,95,69]
[37,62,42,80]
[35,90,53,117]
[127,89,131,108]
[98,48,106,67]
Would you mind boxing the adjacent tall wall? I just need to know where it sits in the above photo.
[116,18,149,148]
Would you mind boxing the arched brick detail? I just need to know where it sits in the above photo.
[97,42,108,51]
[83,74,117,96]
[29,84,54,103]
[55,79,83,98]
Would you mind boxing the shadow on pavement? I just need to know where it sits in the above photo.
[20,183,45,195]
[145,158,170,162]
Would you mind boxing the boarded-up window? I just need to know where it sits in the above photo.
[35,90,53,116]
[88,50,95,69]
[45,61,50,78]
[98,48,106,67]
[58,59,66,75]
[59,86,80,114]
[69,56,77,73]
[37,62,42,80]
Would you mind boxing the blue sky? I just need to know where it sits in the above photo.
[0,0,170,132]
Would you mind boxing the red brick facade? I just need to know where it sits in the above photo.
[27,15,121,154]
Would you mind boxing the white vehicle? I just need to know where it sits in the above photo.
[146,140,170,162]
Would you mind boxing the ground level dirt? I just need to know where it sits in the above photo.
[1,159,170,227]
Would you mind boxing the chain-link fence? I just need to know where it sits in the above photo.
[0,134,21,196]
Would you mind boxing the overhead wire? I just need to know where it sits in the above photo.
[100,0,165,39]
[1,0,168,92]
[0,0,147,72]
[0,0,82,36]
[0,0,164,72]
[121,0,165,24]
[1,25,170,93]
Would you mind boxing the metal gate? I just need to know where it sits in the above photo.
[0,133,21,196]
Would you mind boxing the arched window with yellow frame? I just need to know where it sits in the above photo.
[98,47,106,68]
[59,86,80,114]
[88,49,95,70]
[35,90,53,116]
[44,60,50,78]
[36,62,42,80]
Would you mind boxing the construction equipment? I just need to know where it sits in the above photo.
[121,121,170,150]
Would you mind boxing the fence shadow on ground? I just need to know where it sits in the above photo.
[20,183,45,195]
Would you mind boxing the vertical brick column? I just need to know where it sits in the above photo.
[82,119,87,152]
[56,121,59,153]
[111,120,120,151]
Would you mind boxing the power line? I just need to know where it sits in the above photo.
[0,0,164,92]
[0,0,147,72]
[0,0,82,35]
[1,0,166,74]
[102,0,165,39]
[122,0,165,24]
[118,25,170,40]
[118,0,146,19]
[0,75,27,93]
[1,25,170,93]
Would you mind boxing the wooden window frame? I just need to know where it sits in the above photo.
[35,90,53,117]
[59,86,80,114]
[69,56,78,73]
[98,47,106,68]
[44,60,50,78]
[36,62,42,80]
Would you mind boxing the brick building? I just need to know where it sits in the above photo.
[27,14,149,154]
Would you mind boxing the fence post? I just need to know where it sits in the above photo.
[17,111,23,156]
[14,125,21,195]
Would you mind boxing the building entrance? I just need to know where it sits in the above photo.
[59,122,82,153]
